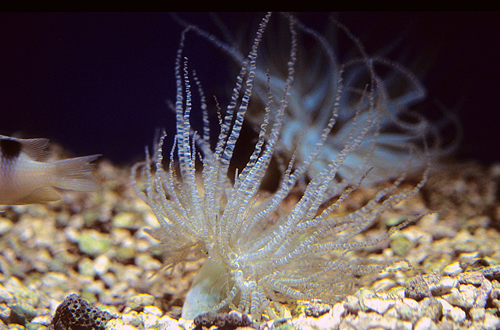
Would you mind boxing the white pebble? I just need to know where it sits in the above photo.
[442,261,462,277]
[94,254,111,275]
[143,305,163,317]
[484,312,500,330]
[414,317,437,330]
[363,297,395,314]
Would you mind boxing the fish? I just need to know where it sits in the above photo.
[0,134,101,205]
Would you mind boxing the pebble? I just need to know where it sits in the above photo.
[78,257,96,277]
[143,306,163,317]
[438,298,466,323]
[94,254,112,276]
[30,313,52,326]
[470,306,485,322]
[0,217,13,235]
[442,286,474,309]
[414,316,436,330]
[78,229,112,256]
[430,276,457,296]
[106,318,138,330]
[0,285,14,304]
[0,303,11,320]
[112,211,137,229]
[126,294,155,310]
[442,261,463,277]
[141,312,160,329]
[484,312,500,330]
[418,297,442,322]
[362,296,394,314]
[135,253,162,271]
[393,298,418,321]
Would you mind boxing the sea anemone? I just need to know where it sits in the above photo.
[171,13,457,196]
[132,12,429,321]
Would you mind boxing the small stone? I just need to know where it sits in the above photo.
[114,265,142,283]
[348,310,412,330]
[372,278,398,292]
[141,312,160,329]
[439,298,466,323]
[442,261,463,277]
[448,306,466,323]
[115,246,136,262]
[78,257,96,277]
[157,315,182,330]
[0,217,14,234]
[82,209,101,227]
[0,303,11,320]
[390,234,412,256]
[134,253,161,271]
[405,275,431,301]
[78,230,112,256]
[126,294,155,310]
[395,298,418,321]
[414,316,437,330]
[484,312,500,330]
[455,240,478,254]
[122,310,142,327]
[141,212,160,229]
[442,285,477,309]
[143,306,163,317]
[331,302,346,321]
[458,251,481,264]
[363,297,395,314]
[106,318,138,330]
[418,297,442,322]
[94,254,111,276]
[100,272,118,288]
[0,285,14,304]
[40,272,70,292]
[429,276,457,296]
[469,306,485,322]
[6,277,37,304]
[30,314,52,326]
[343,294,360,313]
[112,212,136,229]
[109,281,129,297]
[10,302,37,323]
[458,284,478,309]
[7,323,25,330]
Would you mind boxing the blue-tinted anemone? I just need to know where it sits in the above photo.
[172,13,457,196]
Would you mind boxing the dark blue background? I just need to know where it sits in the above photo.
[0,12,498,165]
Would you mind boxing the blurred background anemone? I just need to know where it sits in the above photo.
[187,13,458,194]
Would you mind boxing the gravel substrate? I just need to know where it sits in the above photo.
[1,159,499,330]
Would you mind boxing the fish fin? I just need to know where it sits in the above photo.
[19,138,51,161]
[0,134,51,161]
[11,187,61,205]
[52,154,102,191]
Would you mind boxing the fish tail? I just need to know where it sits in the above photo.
[52,154,101,191]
